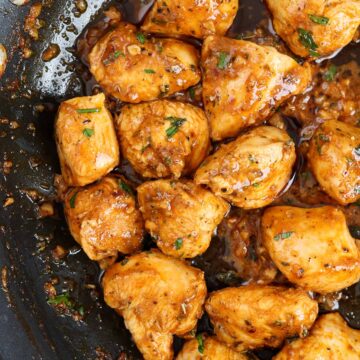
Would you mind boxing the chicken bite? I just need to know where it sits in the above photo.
[55,93,119,187]
[117,100,210,179]
[201,35,311,140]
[194,126,296,209]
[177,334,248,360]
[88,22,200,103]
[141,0,238,39]
[137,179,229,259]
[102,250,207,360]
[64,176,144,266]
[205,285,318,351]
[275,312,360,360]
[308,119,360,205]
[266,0,360,58]
[262,206,360,294]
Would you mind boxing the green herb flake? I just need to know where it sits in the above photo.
[297,28,319,56]
[78,306,85,316]
[189,87,196,100]
[253,182,260,188]
[196,334,205,354]
[274,231,294,241]
[136,32,146,44]
[76,108,100,114]
[354,145,360,157]
[308,14,329,25]
[174,238,183,250]
[69,192,78,209]
[165,116,187,138]
[47,293,73,308]
[217,52,231,70]
[324,64,337,81]
[119,180,134,196]
[144,68,156,74]
[82,128,95,138]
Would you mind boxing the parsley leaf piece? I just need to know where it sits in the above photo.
[136,32,146,44]
[76,108,100,114]
[174,238,183,250]
[196,334,205,354]
[189,87,196,100]
[274,231,294,241]
[47,293,73,308]
[324,64,337,81]
[69,192,78,209]
[82,128,94,138]
[144,69,156,74]
[217,52,231,70]
[297,28,318,55]
[308,14,329,25]
[165,116,186,138]
[119,180,134,196]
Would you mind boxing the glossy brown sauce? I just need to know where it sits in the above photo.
[72,0,360,339]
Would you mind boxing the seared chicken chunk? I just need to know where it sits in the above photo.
[194,126,296,209]
[201,36,311,140]
[55,93,119,186]
[266,0,360,58]
[64,176,144,265]
[262,206,360,294]
[177,334,248,360]
[137,180,229,258]
[308,120,360,205]
[117,100,210,179]
[205,285,318,351]
[275,313,360,360]
[88,22,200,103]
[142,0,238,39]
[103,250,207,360]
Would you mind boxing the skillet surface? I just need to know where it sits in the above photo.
[0,0,359,359]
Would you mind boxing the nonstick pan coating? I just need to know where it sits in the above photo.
[0,0,359,359]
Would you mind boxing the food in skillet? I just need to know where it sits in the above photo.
[88,22,201,103]
[262,206,360,294]
[137,179,229,258]
[0,44,7,78]
[201,35,311,140]
[265,0,360,58]
[307,119,360,205]
[176,334,248,360]
[274,312,360,359]
[102,250,207,360]
[55,93,119,186]
[195,126,296,209]
[63,176,144,267]
[141,0,239,39]
[116,100,210,179]
[205,285,318,351]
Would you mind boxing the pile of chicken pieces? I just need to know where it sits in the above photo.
[55,1,360,359]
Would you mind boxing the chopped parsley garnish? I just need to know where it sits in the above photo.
[217,52,231,70]
[174,238,183,250]
[189,87,196,100]
[324,64,337,81]
[136,32,146,44]
[297,28,319,56]
[274,231,294,241]
[82,128,94,138]
[144,69,156,74]
[69,192,78,209]
[119,180,134,196]
[165,116,186,138]
[308,14,329,25]
[253,183,260,188]
[47,293,73,307]
[76,108,100,114]
[196,334,205,354]
[315,133,330,154]
[103,50,125,65]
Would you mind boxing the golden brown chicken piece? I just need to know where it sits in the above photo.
[307,119,360,205]
[103,250,207,360]
[205,285,318,351]
[177,334,248,360]
[262,206,360,294]
[266,0,360,58]
[275,313,360,360]
[201,35,311,140]
[117,100,210,179]
[88,22,200,103]
[194,126,296,209]
[63,176,144,266]
[141,0,238,39]
[137,180,229,259]
[55,93,119,186]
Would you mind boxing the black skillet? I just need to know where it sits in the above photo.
[0,0,359,359]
